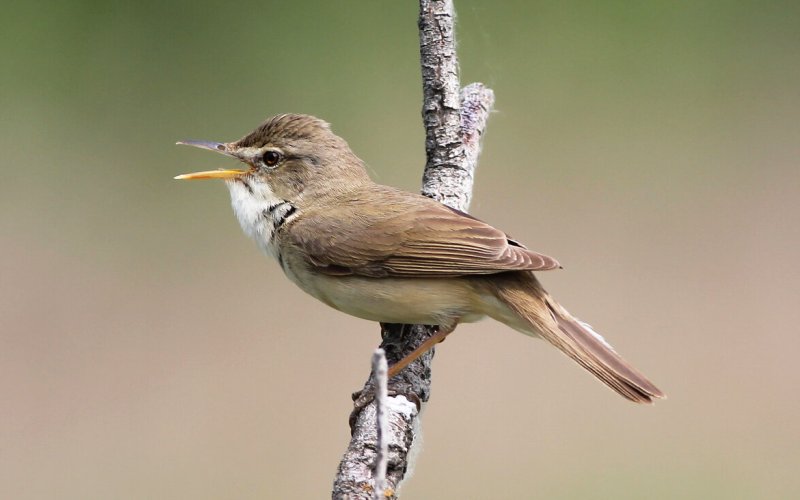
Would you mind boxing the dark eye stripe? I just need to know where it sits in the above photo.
[283,153,319,167]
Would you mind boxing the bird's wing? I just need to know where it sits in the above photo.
[283,187,560,278]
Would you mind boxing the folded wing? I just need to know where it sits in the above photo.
[284,187,560,278]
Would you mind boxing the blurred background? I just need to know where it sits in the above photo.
[1,1,798,498]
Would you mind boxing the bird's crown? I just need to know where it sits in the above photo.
[236,114,336,148]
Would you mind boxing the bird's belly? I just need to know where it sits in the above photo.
[284,264,485,325]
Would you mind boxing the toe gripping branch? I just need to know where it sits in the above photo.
[348,323,445,432]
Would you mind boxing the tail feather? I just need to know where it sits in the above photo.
[546,301,665,403]
[489,273,665,403]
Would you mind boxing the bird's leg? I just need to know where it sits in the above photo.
[387,322,457,378]
[348,322,457,432]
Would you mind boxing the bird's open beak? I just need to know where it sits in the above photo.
[174,140,246,180]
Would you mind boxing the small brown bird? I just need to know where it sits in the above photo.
[176,114,664,403]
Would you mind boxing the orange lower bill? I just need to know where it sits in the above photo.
[173,169,245,180]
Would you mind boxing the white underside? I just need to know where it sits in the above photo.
[226,178,286,258]
[280,252,488,327]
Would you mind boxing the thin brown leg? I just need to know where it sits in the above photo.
[387,325,455,378]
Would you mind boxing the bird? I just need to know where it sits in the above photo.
[175,113,664,403]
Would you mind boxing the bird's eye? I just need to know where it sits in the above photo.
[262,150,282,167]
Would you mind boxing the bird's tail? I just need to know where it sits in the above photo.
[483,273,665,403]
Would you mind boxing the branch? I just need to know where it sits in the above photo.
[372,350,389,499]
[332,1,494,498]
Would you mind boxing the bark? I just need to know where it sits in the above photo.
[332,1,494,498]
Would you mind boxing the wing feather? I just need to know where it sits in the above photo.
[284,187,560,278]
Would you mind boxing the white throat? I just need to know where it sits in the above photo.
[225,178,296,258]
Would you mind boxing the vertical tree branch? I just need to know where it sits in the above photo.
[418,0,469,209]
[332,1,494,498]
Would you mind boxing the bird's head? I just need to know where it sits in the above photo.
[176,114,370,203]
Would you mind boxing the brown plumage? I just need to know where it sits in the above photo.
[486,272,664,402]
[176,114,665,403]
[285,185,561,278]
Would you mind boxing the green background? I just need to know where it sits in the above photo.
[2,1,798,498]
